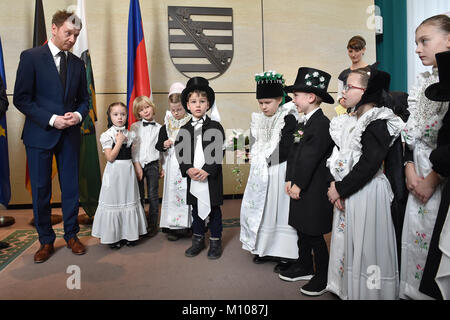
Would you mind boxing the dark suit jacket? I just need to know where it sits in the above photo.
[0,77,8,119]
[155,124,169,153]
[286,108,334,235]
[13,44,89,150]
[267,114,296,167]
[175,115,225,207]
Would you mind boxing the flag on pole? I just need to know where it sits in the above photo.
[73,0,101,217]
[127,0,151,128]
[33,0,47,47]
[0,36,11,207]
[26,0,55,195]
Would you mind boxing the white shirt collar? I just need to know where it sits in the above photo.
[304,107,320,124]
[48,39,66,57]
[192,115,206,122]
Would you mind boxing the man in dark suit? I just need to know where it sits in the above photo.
[13,10,89,263]
[281,67,335,296]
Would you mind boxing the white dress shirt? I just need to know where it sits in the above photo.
[47,39,82,127]
[131,119,162,168]
[304,106,320,124]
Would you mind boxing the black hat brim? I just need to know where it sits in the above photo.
[425,83,450,102]
[181,85,215,112]
[285,84,334,104]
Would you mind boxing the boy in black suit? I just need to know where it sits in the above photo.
[175,77,225,259]
[281,67,335,296]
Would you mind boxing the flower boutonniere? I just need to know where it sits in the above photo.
[293,129,304,143]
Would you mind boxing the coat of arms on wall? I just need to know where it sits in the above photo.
[168,6,234,80]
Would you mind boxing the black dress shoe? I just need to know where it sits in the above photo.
[109,241,122,250]
[126,240,138,247]
[253,255,275,264]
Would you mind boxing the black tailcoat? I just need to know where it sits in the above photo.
[286,108,334,236]
[174,115,224,207]
[155,124,168,153]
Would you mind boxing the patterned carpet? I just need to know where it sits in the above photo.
[0,218,240,272]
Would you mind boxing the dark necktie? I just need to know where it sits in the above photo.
[143,121,155,127]
[58,51,67,90]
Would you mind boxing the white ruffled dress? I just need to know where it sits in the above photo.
[91,127,148,244]
[400,69,449,300]
[240,102,299,259]
[326,107,404,300]
[159,113,193,229]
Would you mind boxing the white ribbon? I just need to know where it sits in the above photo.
[189,123,211,220]
[210,102,221,122]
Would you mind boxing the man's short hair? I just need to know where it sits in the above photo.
[52,10,82,29]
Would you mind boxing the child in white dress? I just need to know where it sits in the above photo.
[156,82,192,241]
[240,71,299,273]
[326,68,405,299]
[92,102,148,249]
[400,14,450,300]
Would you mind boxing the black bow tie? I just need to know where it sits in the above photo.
[143,121,156,127]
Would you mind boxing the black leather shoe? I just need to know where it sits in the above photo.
[207,238,222,260]
[109,241,122,250]
[185,235,205,257]
[252,255,275,264]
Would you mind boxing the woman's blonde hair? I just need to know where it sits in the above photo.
[133,96,156,120]
[349,68,370,88]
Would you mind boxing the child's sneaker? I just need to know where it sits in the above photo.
[279,263,314,282]
[300,275,328,296]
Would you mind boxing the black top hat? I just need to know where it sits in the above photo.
[255,71,286,99]
[181,77,215,112]
[355,66,391,110]
[425,50,450,102]
[285,67,334,104]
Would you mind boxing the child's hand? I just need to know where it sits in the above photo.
[289,184,301,200]
[414,171,441,204]
[195,169,209,182]
[163,139,173,149]
[405,162,423,193]
[334,198,345,211]
[285,181,292,195]
[115,131,127,145]
[187,168,200,180]
[328,181,340,203]
[160,169,165,179]
[134,162,143,181]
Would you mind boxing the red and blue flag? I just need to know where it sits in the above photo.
[127,0,151,128]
